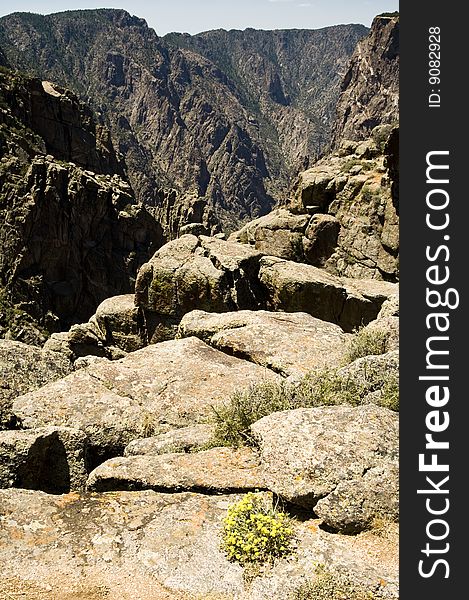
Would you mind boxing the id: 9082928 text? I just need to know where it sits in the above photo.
[428,26,441,108]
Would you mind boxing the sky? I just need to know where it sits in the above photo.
[0,1,399,35]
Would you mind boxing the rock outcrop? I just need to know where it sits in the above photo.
[315,461,399,533]
[258,255,396,331]
[0,10,400,598]
[43,294,148,361]
[0,427,88,493]
[230,126,399,282]
[124,424,214,456]
[287,128,399,280]
[135,235,265,318]
[0,488,398,599]
[251,404,399,532]
[87,447,265,493]
[13,337,279,463]
[0,69,163,342]
[230,208,337,266]
[332,14,399,146]
[178,309,350,377]
[133,234,396,336]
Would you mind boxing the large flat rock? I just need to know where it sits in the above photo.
[178,310,350,376]
[13,337,279,461]
[87,447,265,493]
[0,488,398,599]
[124,424,214,456]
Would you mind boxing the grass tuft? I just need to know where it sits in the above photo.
[344,326,388,364]
[290,565,377,600]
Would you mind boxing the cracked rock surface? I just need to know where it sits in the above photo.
[12,337,279,462]
[251,404,399,530]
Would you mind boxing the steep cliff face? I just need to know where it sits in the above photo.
[164,26,367,176]
[332,14,399,146]
[0,68,163,343]
[0,9,367,232]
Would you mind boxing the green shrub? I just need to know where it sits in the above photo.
[211,333,399,447]
[378,372,399,411]
[211,372,368,447]
[290,566,376,600]
[221,492,294,564]
[211,380,295,447]
[294,370,364,408]
[211,361,399,447]
[344,327,388,364]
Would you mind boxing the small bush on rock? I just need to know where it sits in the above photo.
[294,370,363,408]
[378,372,399,411]
[344,326,388,364]
[290,565,376,600]
[211,361,399,447]
[221,492,294,565]
[211,380,294,447]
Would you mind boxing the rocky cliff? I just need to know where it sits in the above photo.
[0,234,399,597]
[0,11,399,598]
[164,26,366,176]
[227,14,400,283]
[231,124,399,282]
[0,68,163,343]
[0,9,367,232]
[332,13,399,146]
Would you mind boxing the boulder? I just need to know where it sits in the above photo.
[44,295,181,360]
[43,294,144,360]
[230,208,309,244]
[135,234,265,318]
[124,424,214,456]
[0,427,88,493]
[0,340,72,429]
[259,256,347,326]
[178,310,350,377]
[0,488,398,599]
[93,294,147,352]
[251,404,398,531]
[315,462,399,533]
[229,208,309,262]
[342,278,398,306]
[43,322,111,361]
[179,222,210,236]
[13,337,279,462]
[0,488,245,599]
[302,214,341,266]
[288,128,399,281]
[258,257,394,331]
[87,447,265,493]
[229,209,340,267]
[290,163,342,214]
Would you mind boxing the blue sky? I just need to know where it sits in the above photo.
[0,1,398,35]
